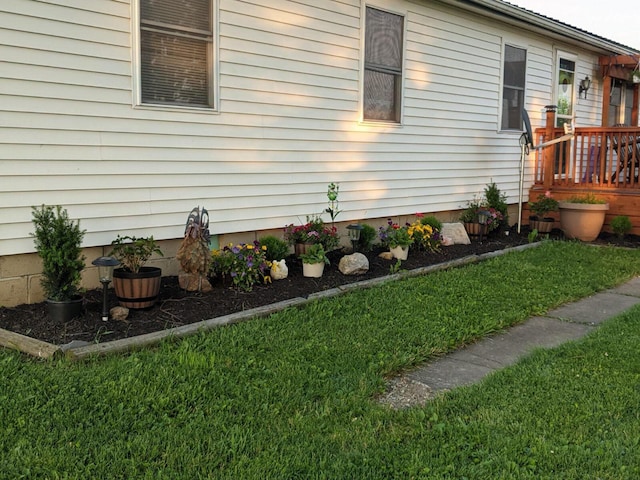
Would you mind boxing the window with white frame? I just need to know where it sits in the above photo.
[363,6,404,122]
[139,0,214,108]
[555,54,576,127]
[501,45,527,130]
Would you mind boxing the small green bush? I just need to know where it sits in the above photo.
[356,224,377,252]
[259,235,290,261]
[611,215,632,238]
[420,215,442,231]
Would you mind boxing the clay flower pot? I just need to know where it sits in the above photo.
[390,245,409,260]
[558,202,609,241]
[302,262,325,278]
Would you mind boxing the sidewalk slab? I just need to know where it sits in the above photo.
[407,316,592,391]
[546,291,640,325]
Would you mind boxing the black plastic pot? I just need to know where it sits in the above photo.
[46,296,83,322]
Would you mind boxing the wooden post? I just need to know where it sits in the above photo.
[602,74,611,126]
[543,105,556,187]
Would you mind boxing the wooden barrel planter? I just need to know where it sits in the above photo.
[463,222,481,236]
[113,267,162,309]
[529,218,554,233]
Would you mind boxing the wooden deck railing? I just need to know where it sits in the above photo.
[533,126,640,190]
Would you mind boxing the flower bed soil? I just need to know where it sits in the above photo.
[1,228,637,347]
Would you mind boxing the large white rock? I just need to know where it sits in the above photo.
[270,259,289,280]
[339,253,369,275]
[441,222,471,245]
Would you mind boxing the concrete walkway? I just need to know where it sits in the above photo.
[400,276,640,399]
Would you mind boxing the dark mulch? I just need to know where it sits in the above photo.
[1,227,637,347]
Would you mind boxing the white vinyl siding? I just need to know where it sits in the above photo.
[0,0,605,256]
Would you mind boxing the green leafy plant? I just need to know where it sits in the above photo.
[109,235,163,273]
[299,243,330,265]
[356,223,377,252]
[421,215,442,231]
[459,197,483,223]
[210,242,271,291]
[565,193,607,204]
[389,258,402,274]
[485,181,509,228]
[283,216,339,251]
[528,229,539,243]
[258,235,290,262]
[31,204,86,301]
[324,182,342,225]
[611,215,632,239]
[378,219,414,249]
[528,191,559,218]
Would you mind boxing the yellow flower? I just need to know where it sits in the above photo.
[261,245,267,251]
[247,244,254,250]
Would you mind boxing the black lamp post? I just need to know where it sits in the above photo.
[346,223,363,253]
[92,256,119,321]
[477,210,490,243]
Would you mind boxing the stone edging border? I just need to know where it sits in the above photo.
[0,243,540,360]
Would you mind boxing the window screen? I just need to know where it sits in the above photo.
[140,0,213,107]
[364,7,404,122]
[501,45,526,130]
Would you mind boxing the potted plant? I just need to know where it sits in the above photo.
[558,194,609,241]
[109,235,163,308]
[284,216,339,255]
[299,243,330,278]
[378,219,413,260]
[528,191,559,233]
[31,205,86,321]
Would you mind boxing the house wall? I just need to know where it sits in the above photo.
[0,0,606,305]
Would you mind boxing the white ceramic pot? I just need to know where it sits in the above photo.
[302,262,325,278]
[390,245,409,260]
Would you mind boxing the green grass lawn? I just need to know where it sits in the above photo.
[2,241,640,479]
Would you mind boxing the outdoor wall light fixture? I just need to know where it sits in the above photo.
[579,76,591,99]
[477,210,491,242]
[346,223,363,252]
[92,256,120,321]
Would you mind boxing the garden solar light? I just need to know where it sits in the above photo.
[346,223,363,252]
[477,210,490,242]
[92,256,119,321]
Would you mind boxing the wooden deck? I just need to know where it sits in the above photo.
[527,126,640,235]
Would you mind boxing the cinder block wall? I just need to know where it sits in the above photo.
[0,210,489,307]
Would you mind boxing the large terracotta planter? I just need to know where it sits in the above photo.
[558,202,609,241]
[113,266,162,309]
[302,262,325,278]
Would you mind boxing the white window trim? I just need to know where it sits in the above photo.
[130,0,220,113]
[498,41,528,133]
[359,2,407,126]
[554,50,578,127]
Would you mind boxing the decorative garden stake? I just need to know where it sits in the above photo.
[91,256,119,321]
[325,182,341,227]
[176,206,212,292]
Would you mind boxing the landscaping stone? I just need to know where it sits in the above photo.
[178,273,212,292]
[338,253,369,275]
[110,306,129,321]
[441,222,471,245]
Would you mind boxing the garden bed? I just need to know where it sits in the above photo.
[1,228,636,349]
